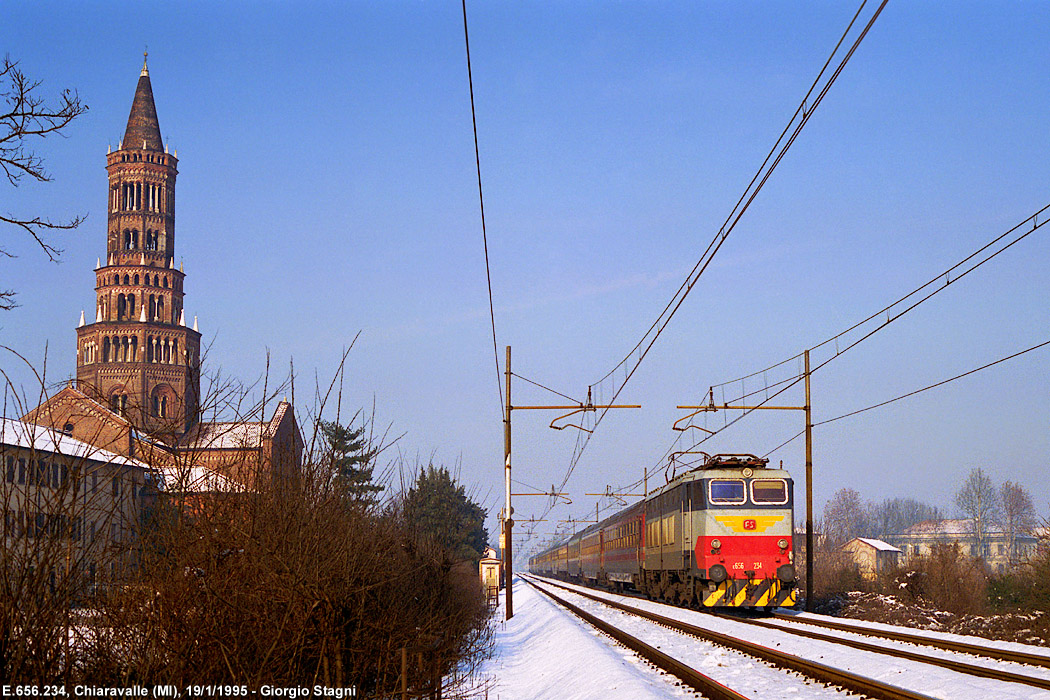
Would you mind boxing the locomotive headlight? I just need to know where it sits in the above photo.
[710,539,722,550]
[777,538,789,550]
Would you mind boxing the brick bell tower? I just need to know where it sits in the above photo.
[75,54,201,437]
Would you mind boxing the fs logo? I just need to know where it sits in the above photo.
[714,515,783,533]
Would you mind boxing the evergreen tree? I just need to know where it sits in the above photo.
[319,419,381,505]
[403,465,488,562]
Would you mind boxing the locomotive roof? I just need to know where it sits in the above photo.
[648,457,791,499]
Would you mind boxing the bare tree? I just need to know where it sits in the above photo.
[955,467,1001,559]
[999,481,1037,563]
[867,497,945,540]
[822,487,869,549]
[1,56,87,310]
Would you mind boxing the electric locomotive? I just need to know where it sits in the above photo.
[528,453,797,609]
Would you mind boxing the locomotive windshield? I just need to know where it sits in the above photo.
[709,479,746,504]
[751,478,788,504]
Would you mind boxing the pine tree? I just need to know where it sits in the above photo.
[402,465,488,562]
[319,419,381,505]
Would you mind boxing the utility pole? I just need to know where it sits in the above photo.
[804,350,814,613]
[504,345,513,621]
[501,344,641,621]
[675,349,815,611]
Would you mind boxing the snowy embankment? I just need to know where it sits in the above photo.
[476,576,1050,700]
[474,577,693,700]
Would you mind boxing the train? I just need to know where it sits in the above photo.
[528,453,797,608]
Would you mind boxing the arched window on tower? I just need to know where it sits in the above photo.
[130,336,137,361]
[158,296,165,323]
[127,294,135,319]
[102,337,110,362]
[117,294,126,321]
[123,274,130,285]
[146,335,153,363]
[149,295,156,322]
[134,274,139,285]
[124,229,132,250]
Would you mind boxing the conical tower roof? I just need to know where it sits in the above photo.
[122,54,163,151]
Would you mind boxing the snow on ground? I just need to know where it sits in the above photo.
[475,577,695,700]
[779,608,1050,661]
[521,576,1050,700]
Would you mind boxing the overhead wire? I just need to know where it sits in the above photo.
[461,0,503,413]
[511,372,583,405]
[667,201,1050,458]
[759,337,1050,458]
[707,201,1050,395]
[536,0,888,516]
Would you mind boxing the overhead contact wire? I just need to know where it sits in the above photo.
[536,0,887,528]
[462,0,503,412]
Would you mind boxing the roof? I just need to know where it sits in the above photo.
[153,464,242,493]
[0,417,147,469]
[900,519,975,536]
[853,537,902,552]
[177,401,297,451]
[179,421,267,450]
[123,61,163,151]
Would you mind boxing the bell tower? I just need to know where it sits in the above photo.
[75,54,201,437]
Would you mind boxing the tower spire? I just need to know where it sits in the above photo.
[124,54,163,151]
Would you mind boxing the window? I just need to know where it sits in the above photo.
[751,479,789,504]
[709,479,746,504]
[5,456,13,483]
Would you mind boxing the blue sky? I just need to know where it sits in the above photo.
[3,2,1048,552]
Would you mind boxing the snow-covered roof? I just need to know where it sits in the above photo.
[152,464,242,493]
[178,420,267,450]
[855,537,901,552]
[900,519,975,536]
[0,417,147,469]
[177,402,296,451]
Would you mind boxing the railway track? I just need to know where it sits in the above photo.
[768,610,1050,669]
[524,573,1050,698]
[523,574,934,700]
[712,609,1050,691]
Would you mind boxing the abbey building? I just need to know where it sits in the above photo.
[23,57,301,487]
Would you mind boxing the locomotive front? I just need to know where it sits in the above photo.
[643,454,797,608]
[695,457,796,607]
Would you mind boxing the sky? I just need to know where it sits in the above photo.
[2,1,1048,559]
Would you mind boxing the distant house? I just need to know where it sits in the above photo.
[889,519,1039,573]
[840,537,901,580]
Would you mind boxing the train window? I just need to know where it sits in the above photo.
[751,479,788,504]
[709,479,746,504]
